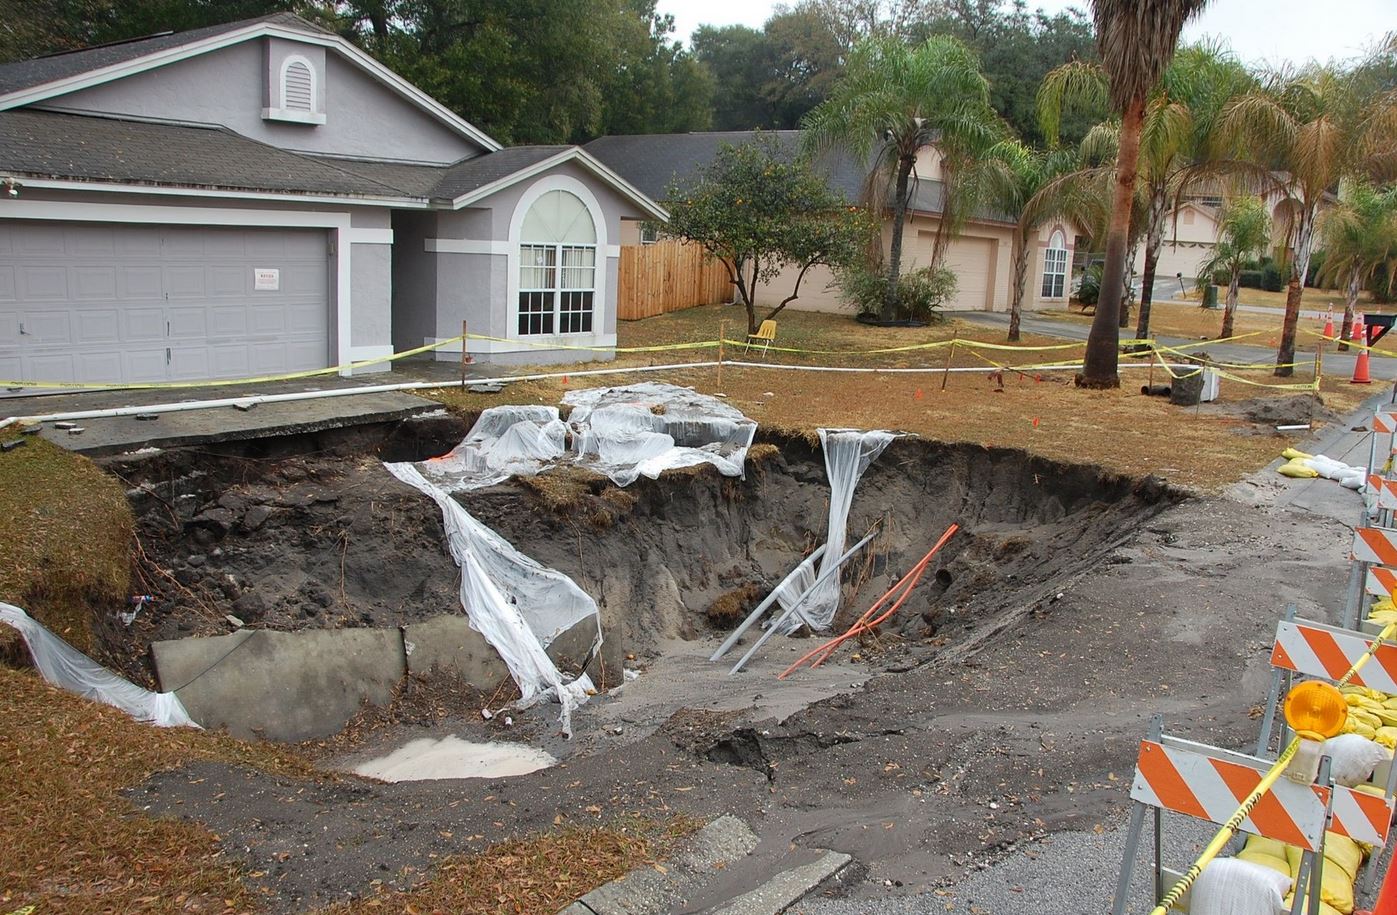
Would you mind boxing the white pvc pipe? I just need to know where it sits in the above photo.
[1,361,720,425]
[0,359,1203,427]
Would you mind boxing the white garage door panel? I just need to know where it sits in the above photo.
[0,221,330,385]
[942,237,993,311]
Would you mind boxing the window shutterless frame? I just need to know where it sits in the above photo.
[517,242,595,336]
[1041,231,1068,299]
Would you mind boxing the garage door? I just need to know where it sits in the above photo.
[941,237,994,311]
[0,221,330,386]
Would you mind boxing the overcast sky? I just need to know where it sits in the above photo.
[657,0,1393,68]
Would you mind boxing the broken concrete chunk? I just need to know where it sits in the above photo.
[242,505,273,531]
[225,614,245,628]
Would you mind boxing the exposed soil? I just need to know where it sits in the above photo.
[91,415,1239,911]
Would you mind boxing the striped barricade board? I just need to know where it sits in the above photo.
[1331,783,1395,848]
[1130,737,1329,850]
[1374,408,1397,435]
[1367,566,1397,599]
[1353,527,1397,566]
[1369,476,1397,511]
[1271,618,1397,693]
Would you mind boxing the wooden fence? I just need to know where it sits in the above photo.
[616,239,732,320]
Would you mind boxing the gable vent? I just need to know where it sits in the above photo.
[283,60,314,111]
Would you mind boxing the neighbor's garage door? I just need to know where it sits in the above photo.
[941,236,994,311]
[0,221,330,385]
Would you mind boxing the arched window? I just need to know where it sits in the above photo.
[1041,229,1067,298]
[518,190,597,335]
[280,55,317,114]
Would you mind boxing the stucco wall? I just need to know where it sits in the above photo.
[47,38,483,164]
[390,211,438,352]
[754,213,1078,315]
[406,160,650,364]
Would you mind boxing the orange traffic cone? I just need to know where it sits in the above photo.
[1352,313,1372,384]
[1323,308,1334,340]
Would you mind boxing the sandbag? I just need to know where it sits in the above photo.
[1236,848,1291,878]
[1324,833,1364,883]
[1322,734,1390,786]
[1284,447,1316,461]
[1192,857,1291,915]
[1244,834,1291,860]
[1279,459,1321,478]
[1284,841,1357,914]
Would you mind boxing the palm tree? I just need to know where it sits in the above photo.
[980,141,1083,341]
[803,34,1001,322]
[1316,182,1397,349]
[1052,0,1211,388]
[1220,65,1397,376]
[1194,196,1271,339]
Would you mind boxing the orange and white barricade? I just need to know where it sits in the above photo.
[1113,726,1352,915]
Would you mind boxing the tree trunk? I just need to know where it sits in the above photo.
[883,157,914,322]
[1275,208,1316,377]
[1220,268,1239,339]
[1338,268,1359,352]
[1007,230,1028,343]
[1080,95,1144,388]
[1135,198,1166,340]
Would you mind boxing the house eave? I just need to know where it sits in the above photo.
[0,173,432,208]
[448,148,669,221]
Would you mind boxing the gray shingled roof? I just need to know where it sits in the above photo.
[0,109,411,196]
[0,110,605,203]
[583,130,867,203]
[0,13,326,97]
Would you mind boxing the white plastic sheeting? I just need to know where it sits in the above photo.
[0,602,198,728]
[384,463,598,737]
[775,429,895,633]
[561,383,757,486]
[413,383,759,492]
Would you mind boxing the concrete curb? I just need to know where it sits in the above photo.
[700,850,853,915]
[558,814,760,915]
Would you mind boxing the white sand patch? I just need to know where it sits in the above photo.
[353,736,557,782]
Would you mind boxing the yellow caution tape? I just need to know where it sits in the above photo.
[0,334,470,391]
[715,336,1089,356]
[4,906,35,915]
[1306,329,1397,359]
[464,332,721,354]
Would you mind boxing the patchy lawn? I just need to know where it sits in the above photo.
[1177,285,1383,313]
[422,303,1366,492]
[1041,301,1300,345]
[0,666,318,915]
[316,818,696,915]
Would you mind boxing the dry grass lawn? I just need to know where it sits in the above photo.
[425,302,1367,491]
[1177,285,1380,312]
[1041,301,1306,345]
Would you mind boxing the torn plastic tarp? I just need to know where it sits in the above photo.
[561,383,757,486]
[396,383,757,734]
[414,383,758,492]
[775,429,896,633]
[0,601,198,727]
[384,463,598,736]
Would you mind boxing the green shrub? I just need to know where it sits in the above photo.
[1239,269,1263,288]
[1211,269,1230,286]
[840,263,957,321]
[1305,249,1326,288]
[1076,264,1103,306]
[1261,263,1284,291]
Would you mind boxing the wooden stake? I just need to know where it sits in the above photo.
[718,319,727,388]
[459,319,472,385]
[940,336,956,392]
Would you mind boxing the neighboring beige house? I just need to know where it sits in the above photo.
[1135,186,1325,283]
[586,132,1082,316]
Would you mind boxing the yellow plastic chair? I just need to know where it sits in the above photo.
[746,319,777,357]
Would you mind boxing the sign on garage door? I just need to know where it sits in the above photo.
[0,221,331,386]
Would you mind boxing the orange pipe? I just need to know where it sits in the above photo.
[777,524,958,679]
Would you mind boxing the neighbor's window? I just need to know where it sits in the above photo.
[1041,230,1067,298]
[518,190,597,336]
[639,223,660,245]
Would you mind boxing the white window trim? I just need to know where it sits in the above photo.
[263,53,327,125]
[505,175,610,347]
[1041,230,1068,300]
[518,242,598,336]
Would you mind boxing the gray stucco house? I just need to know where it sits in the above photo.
[0,13,665,385]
